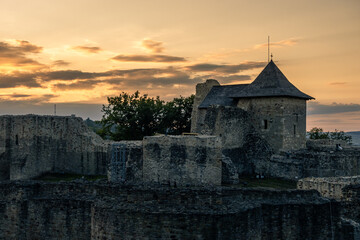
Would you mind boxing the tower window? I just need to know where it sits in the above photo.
[293,125,296,135]
[263,120,268,130]
[15,135,19,145]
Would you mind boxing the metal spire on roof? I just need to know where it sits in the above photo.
[268,36,270,63]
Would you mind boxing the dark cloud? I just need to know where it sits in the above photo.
[0,40,42,54]
[42,70,98,81]
[111,54,186,63]
[185,61,266,74]
[0,73,42,88]
[308,102,360,115]
[0,94,32,98]
[0,40,44,68]
[72,46,102,53]
[52,80,102,90]
[0,94,57,104]
[141,39,164,53]
[52,60,70,66]
[201,74,251,84]
[119,71,200,87]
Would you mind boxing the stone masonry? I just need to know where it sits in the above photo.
[0,115,109,180]
[142,135,222,186]
[0,180,353,240]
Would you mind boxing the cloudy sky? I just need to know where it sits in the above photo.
[0,0,359,131]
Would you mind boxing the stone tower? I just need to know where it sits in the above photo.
[191,60,314,153]
[232,60,314,152]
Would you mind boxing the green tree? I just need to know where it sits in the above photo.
[329,129,352,144]
[100,91,164,140]
[99,91,194,140]
[308,127,352,144]
[308,127,329,140]
[161,95,195,135]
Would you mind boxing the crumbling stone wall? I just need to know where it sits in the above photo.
[142,135,222,186]
[297,176,360,200]
[297,178,360,238]
[193,105,273,179]
[0,180,351,240]
[266,146,360,180]
[190,79,220,133]
[341,184,360,224]
[0,115,109,180]
[107,141,143,183]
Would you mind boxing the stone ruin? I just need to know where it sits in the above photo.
[0,60,360,239]
[0,115,109,181]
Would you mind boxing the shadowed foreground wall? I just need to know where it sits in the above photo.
[0,115,109,180]
[0,181,354,240]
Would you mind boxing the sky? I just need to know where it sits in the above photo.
[0,0,359,131]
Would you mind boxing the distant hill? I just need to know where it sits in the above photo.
[346,131,360,146]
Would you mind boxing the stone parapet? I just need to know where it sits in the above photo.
[143,135,222,186]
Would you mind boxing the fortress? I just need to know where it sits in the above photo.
[0,61,359,239]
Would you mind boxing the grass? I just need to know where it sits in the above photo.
[226,176,297,189]
[34,173,107,182]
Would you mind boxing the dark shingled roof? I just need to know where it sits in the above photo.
[198,84,248,109]
[230,60,314,100]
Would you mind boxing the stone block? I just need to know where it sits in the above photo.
[143,135,222,186]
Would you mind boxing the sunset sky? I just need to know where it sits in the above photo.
[0,0,359,131]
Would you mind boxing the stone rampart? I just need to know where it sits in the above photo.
[0,115,110,180]
[143,135,222,186]
[0,180,351,240]
[264,146,360,180]
[297,176,360,200]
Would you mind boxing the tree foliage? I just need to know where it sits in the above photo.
[308,127,352,144]
[98,91,194,140]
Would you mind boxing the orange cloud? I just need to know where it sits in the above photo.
[111,54,186,63]
[185,61,266,74]
[52,60,70,66]
[72,45,102,54]
[0,40,44,70]
[141,39,164,53]
[254,38,299,49]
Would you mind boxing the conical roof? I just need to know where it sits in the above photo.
[231,60,314,100]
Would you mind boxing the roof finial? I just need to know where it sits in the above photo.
[271,53,273,61]
[268,36,270,63]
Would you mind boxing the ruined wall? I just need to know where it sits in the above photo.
[341,184,360,224]
[265,146,360,180]
[0,180,351,240]
[107,141,143,183]
[193,105,273,178]
[297,176,360,200]
[190,79,220,133]
[237,97,307,153]
[143,135,222,186]
[297,178,360,238]
[0,115,109,180]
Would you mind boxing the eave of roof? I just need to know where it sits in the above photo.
[230,60,314,100]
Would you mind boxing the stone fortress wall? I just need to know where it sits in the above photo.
[0,114,360,239]
[0,180,354,240]
[297,176,360,200]
[1,114,359,184]
[0,115,109,180]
